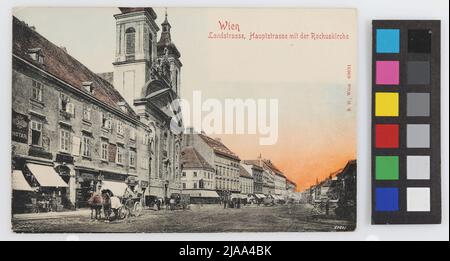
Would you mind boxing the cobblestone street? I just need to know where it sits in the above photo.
[12,204,355,233]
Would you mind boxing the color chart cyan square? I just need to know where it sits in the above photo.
[371,20,441,225]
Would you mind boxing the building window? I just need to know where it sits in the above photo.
[81,136,92,158]
[116,146,124,164]
[129,129,136,141]
[66,102,75,117]
[149,33,153,60]
[28,49,44,64]
[102,113,112,130]
[182,172,186,177]
[83,106,91,122]
[193,182,197,189]
[59,129,70,153]
[116,121,124,136]
[193,172,197,177]
[31,80,43,102]
[101,142,108,161]
[143,133,149,145]
[59,94,75,117]
[182,183,186,189]
[30,121,42,146]
[125,27,136,58]
[129,150,136,168]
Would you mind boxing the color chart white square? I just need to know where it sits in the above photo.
[407,187,431,212]
[407,156,430,180]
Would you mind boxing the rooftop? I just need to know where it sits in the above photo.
[239,165,253,179]
[181,147,215,171]
[198,134,240,161]
[12,17,137,119]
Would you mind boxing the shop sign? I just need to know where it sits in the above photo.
[12,111,28,143]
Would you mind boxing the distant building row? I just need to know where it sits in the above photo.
[179,130,297,203]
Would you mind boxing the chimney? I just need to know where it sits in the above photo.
[60,46,68,53]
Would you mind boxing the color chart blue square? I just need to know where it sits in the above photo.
[376,187,399,211]
[376,29,400,53]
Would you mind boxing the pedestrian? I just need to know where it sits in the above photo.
[169,197,175,211]
[88,190,103,220]
[165,197,170,210]
[156,198,161,210]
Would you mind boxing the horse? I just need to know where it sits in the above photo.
[101,190,112,220]
[87,191,103,220]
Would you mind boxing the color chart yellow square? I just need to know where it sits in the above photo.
[376,92,399,117]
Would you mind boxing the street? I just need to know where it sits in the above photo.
[12,204,355,233]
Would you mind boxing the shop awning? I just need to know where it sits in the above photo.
[230,193,248,199]
[12,170,34,191]
[100,180,128,197]
[273,195,285,200]
[240,194,248,199]
[26,163,68,188]
[254,194,266,199]
[182,190,220,198]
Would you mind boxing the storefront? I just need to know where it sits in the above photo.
[146,180,178,206]
[181,189,220,204]
[24,162,69,212]
[272,195,286,204]
[75,167,101,208]
[75,167,141,208]
[12,170,35,213]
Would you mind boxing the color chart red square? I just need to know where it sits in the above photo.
[375,124,399,148]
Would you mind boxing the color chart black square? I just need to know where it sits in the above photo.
[408,29,432,53]
[372,20,441,225]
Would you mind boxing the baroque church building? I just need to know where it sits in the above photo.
[111,8,184,201]
[11,7,182,212]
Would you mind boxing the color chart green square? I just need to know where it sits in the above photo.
[376,156,399,180]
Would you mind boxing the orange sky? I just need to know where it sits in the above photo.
[210,93,357,192]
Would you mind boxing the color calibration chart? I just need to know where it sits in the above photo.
[372,20,441,224]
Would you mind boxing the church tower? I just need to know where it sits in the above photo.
[113,8,160,109]
[157,10,182,96]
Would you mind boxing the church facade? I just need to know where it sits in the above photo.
[11,7,182,212]
[111,8,184,202]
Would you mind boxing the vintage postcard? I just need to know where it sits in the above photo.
[11,7,357,232]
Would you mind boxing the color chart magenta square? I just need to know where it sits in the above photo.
[376,61,399,85]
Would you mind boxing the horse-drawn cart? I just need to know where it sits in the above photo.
[119,196,143,218]
[100,180,144,220]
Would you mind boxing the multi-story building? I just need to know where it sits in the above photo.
[111,8,183,201]
[243,157,288,198]
[264,160,287,199]
[183,131,241,198]
[180,147,219,203]
[239,164,253,195]
[286,179,297,193]
[11,7,183,212]
[241,162,264,194]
